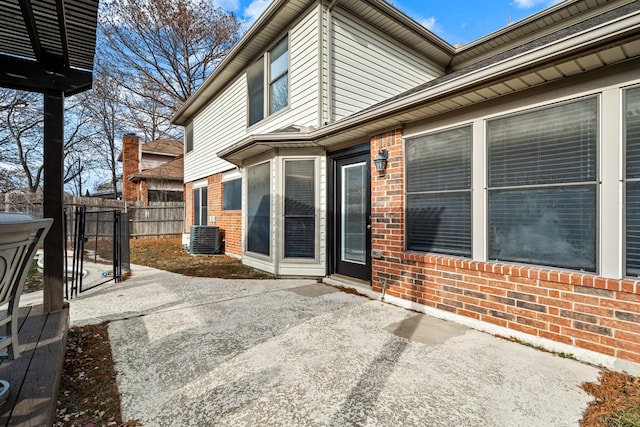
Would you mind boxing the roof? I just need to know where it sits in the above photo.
[0,0,98,96]
[140,139,184,157]
[171,0,454,126]
[172,0,632,127]
[117,138,184,162]
[128,156,184,183]
[218,1,640,164]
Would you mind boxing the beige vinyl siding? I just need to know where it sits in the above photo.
[185,76,246,183]
[185,7,319,183]
[330,10,442,121]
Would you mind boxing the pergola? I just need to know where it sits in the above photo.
[0,0,99,313]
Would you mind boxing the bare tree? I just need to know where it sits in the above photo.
[0,89,98,194]
[100,0,242,138]
[79,65,126,198]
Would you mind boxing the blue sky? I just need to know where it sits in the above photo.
[220,0,563,46]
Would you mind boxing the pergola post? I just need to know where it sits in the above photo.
[43,90,65,313]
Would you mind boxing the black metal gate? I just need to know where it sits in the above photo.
[65,206,130,299]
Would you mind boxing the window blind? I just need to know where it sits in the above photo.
[625,87,640,275]
[247,163,270,256]
[406,125,472,256]
[487,97,598,271]
[488,98,597,187]
[284,160,315,258]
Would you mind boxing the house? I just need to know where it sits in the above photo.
[173,0,640,371]
[119,134,184,204]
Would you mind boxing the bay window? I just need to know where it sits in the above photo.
[247,162,271,256]
[284,159,315,258]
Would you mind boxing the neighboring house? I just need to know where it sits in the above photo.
[119,135,184,205]
[173,0,640,370]
[92,175,123,199]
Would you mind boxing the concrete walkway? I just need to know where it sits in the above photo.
[65,265,599,426]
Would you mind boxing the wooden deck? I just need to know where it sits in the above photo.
[0,303,69,427]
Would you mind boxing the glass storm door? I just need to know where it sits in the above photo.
[335,152,371,281]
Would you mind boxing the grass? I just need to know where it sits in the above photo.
[23,258,43,293]
[129,237,271,279]
[582,371,640,426]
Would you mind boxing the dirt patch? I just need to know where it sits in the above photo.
[130,237,271,279]
[55,322,140,427]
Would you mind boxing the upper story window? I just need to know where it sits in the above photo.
[269,37,289,115]
[185,122,193,153]
[247,36,289,127]
[487,96,598,272]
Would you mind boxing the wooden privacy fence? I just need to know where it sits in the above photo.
[0,193,184,238]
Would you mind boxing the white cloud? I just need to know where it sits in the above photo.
[421,17,437,31]
[243,0,271,24]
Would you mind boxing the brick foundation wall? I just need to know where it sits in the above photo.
[370,128,640,365]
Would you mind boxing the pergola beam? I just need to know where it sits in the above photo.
[0,53,92,95]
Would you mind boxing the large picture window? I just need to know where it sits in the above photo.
[487,97,598,271]
[406,125,472,256]
[284,160,315,258]
[247,162,271,256]
[193,186,207,226]
[625,87,640,276]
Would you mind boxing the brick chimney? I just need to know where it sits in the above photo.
[121,134,140,202]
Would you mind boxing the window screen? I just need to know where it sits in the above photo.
[247,60,264,126]
[487,97,598,271]
[625,87,640,276]
[223,179,241,211]
[406,125,472,256]
[284,160,315,258]
[247,162,270,256]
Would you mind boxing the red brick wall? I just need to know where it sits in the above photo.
[184,174,242,257]
[184,181,193,232]
[122,134,140,202]
[370,128,640,365]
[208,174,242,257]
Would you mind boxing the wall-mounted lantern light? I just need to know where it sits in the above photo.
[374,149,388,174]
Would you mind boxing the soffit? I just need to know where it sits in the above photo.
[335,0,453,65]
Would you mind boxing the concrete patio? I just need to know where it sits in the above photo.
[64,265,600,426]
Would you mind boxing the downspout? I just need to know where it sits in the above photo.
[326,0,339,125]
